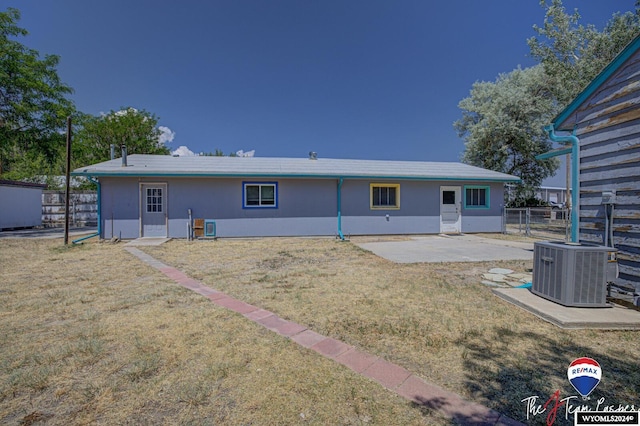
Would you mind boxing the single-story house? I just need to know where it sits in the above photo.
[0,180,47,230]
[71,154,519,239]
[535,186,568,207]
[545,34,640,292]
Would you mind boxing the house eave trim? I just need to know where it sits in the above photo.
[71,171,520,183]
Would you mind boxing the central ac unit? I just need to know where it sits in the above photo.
[532,241,614,307]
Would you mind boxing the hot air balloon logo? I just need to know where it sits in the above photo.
[567,357,601,398]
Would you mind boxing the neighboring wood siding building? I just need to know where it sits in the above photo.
[0,180,47,230]
[42,191,98,227]
[548,35,640,292]
[72,154,518,239]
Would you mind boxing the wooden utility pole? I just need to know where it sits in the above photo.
[64,116,72,245]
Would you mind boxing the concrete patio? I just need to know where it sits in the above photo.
[356,234,640,330]
[354,234,534,263]
[493,287,640,330]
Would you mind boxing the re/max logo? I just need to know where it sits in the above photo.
[571,367,599,375]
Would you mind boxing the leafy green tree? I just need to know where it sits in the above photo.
[528,0,640,106]
[455,66,559,205]
[73,107,170,167]
[457,0,639,206]
[0,7,75,178]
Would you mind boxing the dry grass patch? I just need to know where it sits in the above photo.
[0,238,447,425]
[146,238,640,425]
[476,232,547,242]
[349,235,414,243]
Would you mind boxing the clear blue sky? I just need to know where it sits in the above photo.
[8,1,635,185]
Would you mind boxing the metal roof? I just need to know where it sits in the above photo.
[72,154,520,182]
[0,179,47,189]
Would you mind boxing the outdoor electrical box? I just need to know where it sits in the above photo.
[532,241,615,307]
[602,190,616,205]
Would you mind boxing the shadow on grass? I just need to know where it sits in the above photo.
[454,327,640,425]
[410,395,510,426]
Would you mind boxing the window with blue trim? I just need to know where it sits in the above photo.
[243,182,277,208]
[465,186,489,208]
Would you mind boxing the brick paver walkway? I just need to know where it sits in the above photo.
[125,247,523,426]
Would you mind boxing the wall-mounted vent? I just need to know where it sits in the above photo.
[532,241,613,307]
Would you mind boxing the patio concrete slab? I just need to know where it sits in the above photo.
[124,238,171,246]
[355,234,533,263]
[493,288,640,330]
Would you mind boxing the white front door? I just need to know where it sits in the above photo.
[141,183,167,237]
[440,186,461,234]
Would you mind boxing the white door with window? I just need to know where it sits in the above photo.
[141,183,167,237]
[440,186,461,234]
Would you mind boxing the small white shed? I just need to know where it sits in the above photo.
[0,180,47,230]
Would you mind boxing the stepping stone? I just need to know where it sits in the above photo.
[482,273,507,282]
[488,268,514,275]
[506,273,532,281]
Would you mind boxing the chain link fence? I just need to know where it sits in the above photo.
[504,207,570,240]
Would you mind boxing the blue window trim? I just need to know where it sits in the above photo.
[464,185,490,209]
[242,181,278,209]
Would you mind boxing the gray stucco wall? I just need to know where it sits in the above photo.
[340,180,504,235]
[100,178,140,239]
[98,177,505,238]
[100,177,339,238]
[168,178,338,237]
[0,184,44,229]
